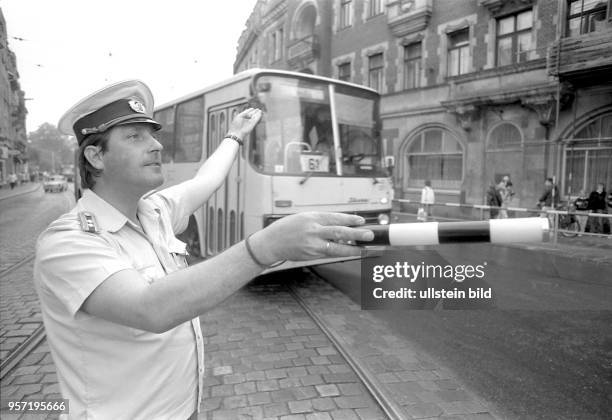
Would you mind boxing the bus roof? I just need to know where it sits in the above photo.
[154,68,379,110]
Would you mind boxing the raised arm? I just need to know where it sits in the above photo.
[175,107,262,216]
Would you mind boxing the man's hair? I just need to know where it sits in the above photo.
[545,177,554,183]
[78,131,110,190]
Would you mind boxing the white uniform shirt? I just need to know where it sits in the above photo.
[34,187,205,420]
[421,186,435,205]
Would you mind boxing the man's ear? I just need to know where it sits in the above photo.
[84,145,104,170]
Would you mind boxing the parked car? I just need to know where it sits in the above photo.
[43,175,68,193]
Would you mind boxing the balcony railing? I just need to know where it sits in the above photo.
[386,0,432,38]
[287,35,319,63]
[547,26,612,78]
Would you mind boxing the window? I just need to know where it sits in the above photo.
[564,113,612,195]
[174,96,204,162]
[488,123,522,150]
[448,29,470,76]
[271,28,284,62]
[403,42,421,89]
[153,108,175,163]
[496,9,533,66]
[275,28,284,61]
[406,128,464,188]
[567,0,608,37]
[369,0,384,17]
[340,0,353,29]
[368,53,384,92]
[338,62,351,81]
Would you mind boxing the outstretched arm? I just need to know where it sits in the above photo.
[80,212,373,333]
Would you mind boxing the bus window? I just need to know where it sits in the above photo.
[240,212,244,240]
[208,206,214,254]
[229,210,236,246]
[249,75,386,177]
[175,96,204,162]
[219,111,227,145]
[217,208,224,251]
[208,113,217,157]
[153,107,175,163]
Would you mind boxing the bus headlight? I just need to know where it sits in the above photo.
[377,213,390,225]
[380,197,389,204]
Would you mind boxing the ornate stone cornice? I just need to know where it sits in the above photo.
[442,82,563,129]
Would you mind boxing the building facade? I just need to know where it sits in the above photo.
[235,0,611,209]
[0,8,28,187]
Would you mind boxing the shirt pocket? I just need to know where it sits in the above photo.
[168,239,189,270]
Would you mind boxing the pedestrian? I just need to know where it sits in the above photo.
[418,179,435,221]
[537,177,559,226]
[586,182,609,234]
[34,80,374,419]
[496,175,514,219]
[486,182,502,219]
[8,172,18,189]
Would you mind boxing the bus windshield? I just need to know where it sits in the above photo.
[250,75,385,177]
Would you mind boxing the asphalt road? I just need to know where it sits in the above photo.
[313,253,612,419]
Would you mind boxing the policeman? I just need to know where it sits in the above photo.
[34,80,374,419]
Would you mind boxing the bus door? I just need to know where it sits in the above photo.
[206,111,219,256]
[226,106,244,246]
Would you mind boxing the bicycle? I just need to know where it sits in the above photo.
[556,200,581,238]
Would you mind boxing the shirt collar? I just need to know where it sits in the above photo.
[78,189,163,233]
[78,190,129,233]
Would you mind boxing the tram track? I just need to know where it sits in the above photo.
[0,254,35,278]
[288,269,404,420]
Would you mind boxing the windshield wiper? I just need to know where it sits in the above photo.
[299,172,315,185]
[372,177,379,185]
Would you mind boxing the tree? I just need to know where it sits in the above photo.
[27,123,76,173]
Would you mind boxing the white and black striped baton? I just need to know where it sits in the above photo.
[356,217,549,246]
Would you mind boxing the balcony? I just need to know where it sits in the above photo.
[547,26,612,82]
[386,0,432,38]
[287,35,319,67]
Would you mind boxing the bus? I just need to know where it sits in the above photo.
[154,68,393,269]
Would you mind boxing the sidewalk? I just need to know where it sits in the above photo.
[0,183,42,201]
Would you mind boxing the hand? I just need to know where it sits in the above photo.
[227,107,263,140]
[249,212,374,264]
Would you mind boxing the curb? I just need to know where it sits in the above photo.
[0,184,42,201]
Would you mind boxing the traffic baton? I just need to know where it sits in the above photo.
[356,217,549,246]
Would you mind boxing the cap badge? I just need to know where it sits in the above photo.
[128,99,146,114]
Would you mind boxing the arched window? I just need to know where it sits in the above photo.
[488,122,522,150]
[564,112,612,196]
[404,128,464,189]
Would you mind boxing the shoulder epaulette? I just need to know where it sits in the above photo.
[78,211,100,233]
